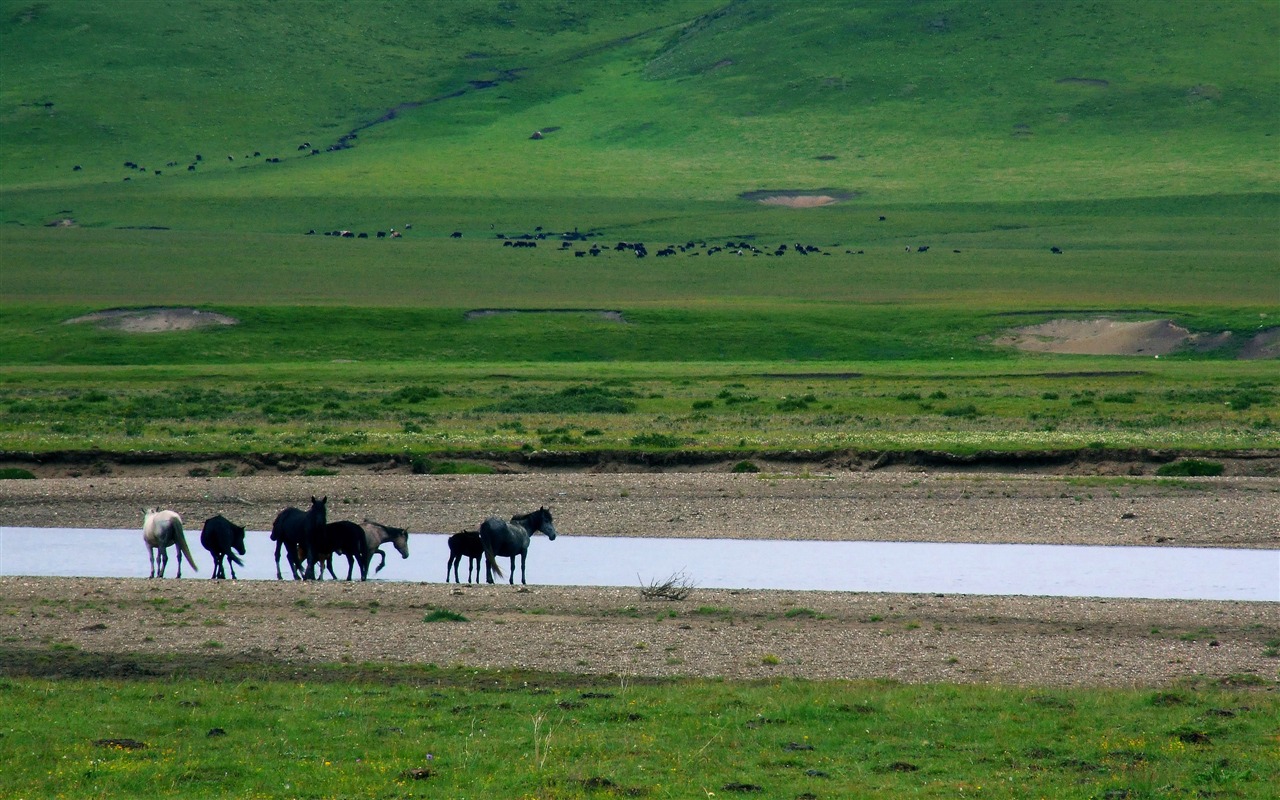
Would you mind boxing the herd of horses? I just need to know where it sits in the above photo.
[140,500,558,585]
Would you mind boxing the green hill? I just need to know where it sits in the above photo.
[3,0,1276,218]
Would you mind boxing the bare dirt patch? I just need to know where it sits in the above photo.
[64,307,239,333]
[739,188,857,207]
[995,318,1279,358]
[1,577,1275,687]
[1240,327,1280,359]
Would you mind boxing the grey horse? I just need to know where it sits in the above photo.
[479,507,557,585]
[360,519,411,577]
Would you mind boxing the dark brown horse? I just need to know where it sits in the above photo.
[446,529,483,583]
[200,514,246,579]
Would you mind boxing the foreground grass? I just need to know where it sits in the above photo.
[0,659,1275,799]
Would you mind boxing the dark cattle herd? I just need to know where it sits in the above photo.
[140,504,553,584]
[70,156,1066,253]
[304,223,1065,257]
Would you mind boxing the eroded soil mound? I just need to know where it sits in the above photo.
[63,308,239,332]
[739,188,856,207]
[995,318,1278,358]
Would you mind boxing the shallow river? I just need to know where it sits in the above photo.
[2,527,1276,601]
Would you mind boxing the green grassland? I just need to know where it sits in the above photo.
[1,0,1278,458]
[1,661,1275,799]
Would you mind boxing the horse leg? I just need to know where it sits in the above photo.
[175,545,183,579]
[273,540,284,580]
[158,547,168,578]
[468,556,478,584]
[227,554,237,580]
[519,553,527,585]
[344,554,355,581]
[508,555,516,586]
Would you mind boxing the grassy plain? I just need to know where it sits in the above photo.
[2,1,1277,460]
[1,662,1275,799]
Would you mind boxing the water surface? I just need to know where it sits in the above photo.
[1,527,1275,601]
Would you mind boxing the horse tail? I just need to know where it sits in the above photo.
[482,536,504,578]
[175,526,198,569]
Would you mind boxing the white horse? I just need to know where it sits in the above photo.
[143,508,197,578]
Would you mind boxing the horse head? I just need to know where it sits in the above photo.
[387,524,410,558]
[536,506,557,540]
[308,495,328,524]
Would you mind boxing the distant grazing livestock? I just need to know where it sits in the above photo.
[187,165,196,171]
[73,165,82,171]
[1050,246,1062,254]
[450,231,463,238]
[917,246,929,252]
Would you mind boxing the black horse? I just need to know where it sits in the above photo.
[200,514,246,580]
[446,529,483,583]
[479,507,558,585]
[270,496,327,580]
[309,520,372,581]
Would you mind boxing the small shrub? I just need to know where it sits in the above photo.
[776,394,816,411]
[423,609,468,623]
[783,607,824,619]
[302,467,339,476]
[640,570,696,601]
[0,468,36,480]
[631,432,683,448]
[384,385,442,404]
[1157,459,1224,477]
[731,460,760,473]
[761,653,781,665]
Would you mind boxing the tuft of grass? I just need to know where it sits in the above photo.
[0,468,36,479]
[423,609,468,623]
[1157,459,1225,477]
